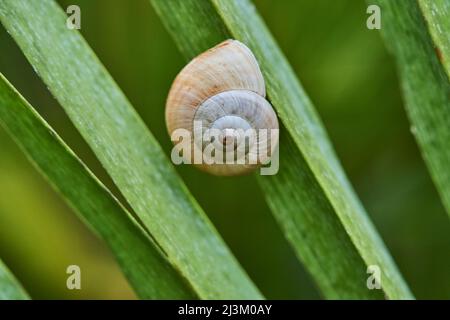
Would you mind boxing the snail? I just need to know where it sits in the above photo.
[166,39,279,176]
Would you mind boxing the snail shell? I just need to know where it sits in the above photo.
[166,39,279,176]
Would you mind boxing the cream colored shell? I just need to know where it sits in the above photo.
[166,39,279,176]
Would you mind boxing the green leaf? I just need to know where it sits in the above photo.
[374,0,450,218]
[0,0,261,299]
[0,258,29,300]
[0,73,195,299]
[419,0,450,78]
[151,0,413,299]
[258,131,385,299]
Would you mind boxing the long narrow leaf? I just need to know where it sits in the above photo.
[258,131,384,299]
[151,0,412,299]
[0,73,194,299]
[0,258,29,300]
[374,0,450,218]
[418,0,450,78]
[0,0,261,299]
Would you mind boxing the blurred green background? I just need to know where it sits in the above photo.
[0,0,449,299]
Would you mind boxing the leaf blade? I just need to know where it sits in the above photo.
[0,259,29,300]
[374,0,450,219]
[0,73,195,299]
[418,0,450,78]
[258,130,385,299]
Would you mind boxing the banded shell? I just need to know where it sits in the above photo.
[166,39,279,176]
